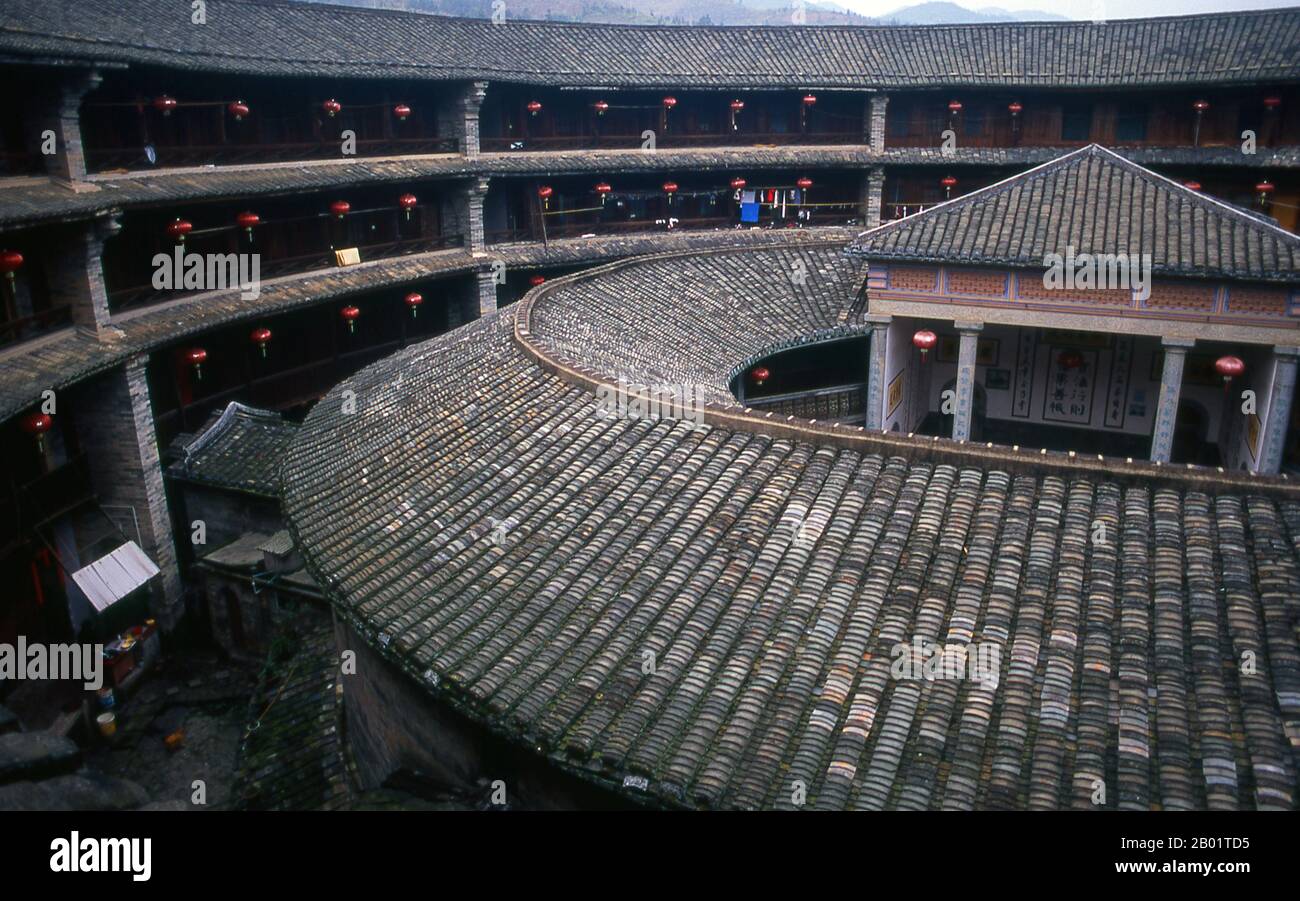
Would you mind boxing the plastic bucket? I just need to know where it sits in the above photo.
[96,712,117,738]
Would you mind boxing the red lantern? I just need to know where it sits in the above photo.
[529,275,546,287]
[538,185,553,210]
[250,327,272,357]
[236,211,260,242]
[153,95,178,116]
[662,96,677,109]
[340,305,360,334]
[227,100,250,121]
[330,200,351,220]
[1183,180,1202,191]
[1215,355,1245,385]
[1058,350,1085,371]
[594,182,612,205]
[1256,180,1275,206]
[730,177,747,191]
[398,193,418,220]
[948,100,963,113]
[593,100,609,116]
[940,174,958,198]
[730,99,745,112]
[1008,101,1023,116]
[393,103,411,121]
[186,347,208,380]
[322,98,342,117]
[526,100,542,117]
[1192,99,1210,112]
[802,94,817,107]
[21,411,52,454]
[912,329,937,361]
[751,366,770,386]
[404,292,423,318]
[662,181,678,199]
[796,177,813,190]
[0,249,23,286]
[166,218,193,243]
[1264,96,1282,110]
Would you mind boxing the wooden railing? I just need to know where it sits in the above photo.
[745,383,864,421]
[0,306,74,348]
[86,136,459,172]
[481,131,863,152]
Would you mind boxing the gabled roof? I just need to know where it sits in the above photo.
[168,401,297,498]
[1,1,1299,88]
[849,144,1300,284]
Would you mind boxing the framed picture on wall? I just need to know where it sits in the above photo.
[1246,413,1261,460]
[984,368,1011,390]
[936,335,1000,366]
[887,370,905,417]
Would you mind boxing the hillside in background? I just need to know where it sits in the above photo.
[299,0,1072,26]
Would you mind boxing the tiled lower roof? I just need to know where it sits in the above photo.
[281,242,1300,810]
[169,402,298,497]
[2,1,1298,88]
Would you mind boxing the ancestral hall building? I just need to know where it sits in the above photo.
[1,1,1300,810]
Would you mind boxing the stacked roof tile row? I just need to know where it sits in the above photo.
[2,1,1298,87]
[282,243,1300,809]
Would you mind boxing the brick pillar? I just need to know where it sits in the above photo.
[1259,345,1300,475]
[74,356,182,626]
[438,81,488,158]
[474,269,498,317]
[862,167,885,229]
[441,177,489,256]
[1150,336,1194,463]
[30,68,101,188]
[864,314,891,429]
[952,322,983,442]
[43,216,119,337]
[868,94,889,153]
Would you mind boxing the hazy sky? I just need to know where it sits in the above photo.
[850,0,1299,19]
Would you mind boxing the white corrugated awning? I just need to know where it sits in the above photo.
[71,541,160,613]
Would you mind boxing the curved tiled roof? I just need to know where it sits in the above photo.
[282,240,1300,810]
[2,1,1300,88]
[168,401,298,497]
[850,145,1300,283]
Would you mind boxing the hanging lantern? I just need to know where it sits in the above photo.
[529,275,546,287]
[1007,101,1023,117]
[796,177,813,190]
[250,327,272,358]
[662,96,678,109]
[912,329,937,361]
[1256,179,1275,206]
[330,200,351,220]
[21,412,52,455]
[393,103,411,122]
[322,98,342,118]
[1191,99,1209,145]
[730,177,747,191]
[186,347,208,380]
[1263,95,1282,110]
[166,218,193,243]
[1215,355,1245,388]
[398,192,418,220]
[594,182,612,205]
[526,100,543,117]
[153,95,178,116]
[801,94,817,128]
[751,366,770,386]
[729,98,744,130]
[1058,349,1085,371]
[227,100,250,121]
[802,94,817,107]
[940,174,958,199]
[947,100,963,126]
[538,185,553,211]
[236,211,260,242]
[593,100,609,116]
[1192,99,1210,112]
[1,250,23,292]
[404,292,423,318]
[662,181,678,204]
[1183,180,1202,191]
[340,305,360,334]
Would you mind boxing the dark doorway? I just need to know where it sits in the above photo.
[1170,398,1221,466]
